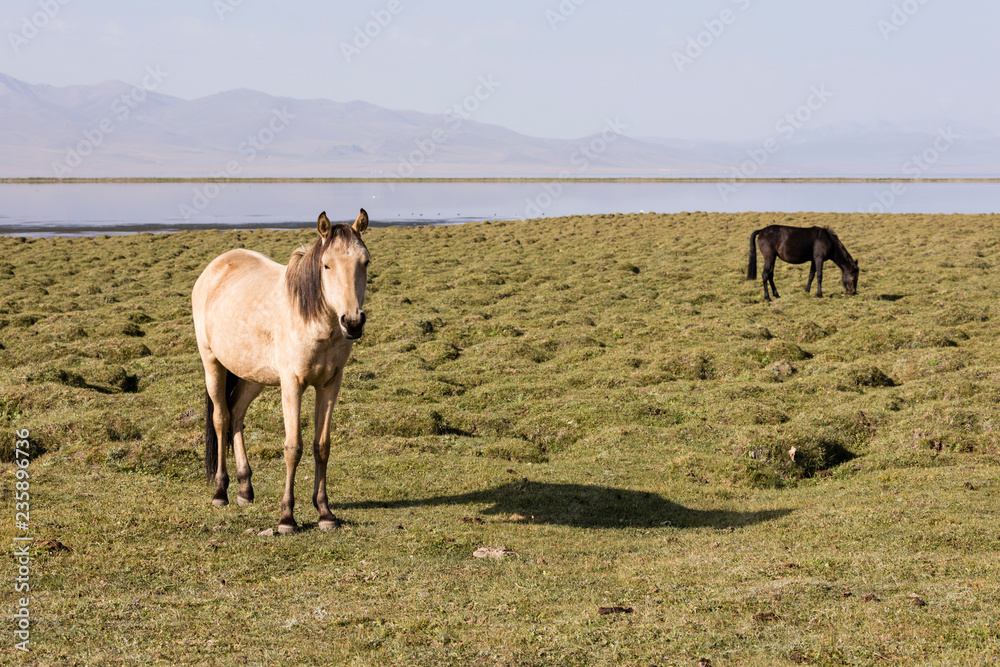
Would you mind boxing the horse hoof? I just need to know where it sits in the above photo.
[277,523,297,535]
[318,518,341,531]
[212,497,228,507]
[236,495,253,507]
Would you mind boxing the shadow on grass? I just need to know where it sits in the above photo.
[333,481,792,530]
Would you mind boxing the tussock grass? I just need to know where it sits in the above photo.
[2,212,1000,665]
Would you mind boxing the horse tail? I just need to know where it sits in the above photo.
[205,369,240,483]
[747,229,760,280]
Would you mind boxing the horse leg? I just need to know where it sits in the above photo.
[204,360,231,507]
[814,257,824,298]
[762,253,779,301]
[278,376,305,535]
[806,264,816,294]
[313,372,344,531]
[229,379,264,506]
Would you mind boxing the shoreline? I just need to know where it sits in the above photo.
[5,211,1000,240]
[2,176,999,184]
[0,218,452,238]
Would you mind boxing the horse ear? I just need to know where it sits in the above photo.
[317,211,331,240]
[353,208,369,235]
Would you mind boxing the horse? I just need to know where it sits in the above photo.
[747,225,859,302]
[192,209,370,534]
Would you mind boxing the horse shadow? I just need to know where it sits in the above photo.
[332,480,792,530]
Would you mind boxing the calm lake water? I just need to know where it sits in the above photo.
[1,181,997,237]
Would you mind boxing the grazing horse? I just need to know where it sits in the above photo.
[747,225,859,302]
[192,209,370,534]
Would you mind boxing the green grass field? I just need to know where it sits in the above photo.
[1,211,999,665]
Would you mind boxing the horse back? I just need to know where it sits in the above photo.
[758,225,831,265]
[195,249,281,302]
[193,249,286,384]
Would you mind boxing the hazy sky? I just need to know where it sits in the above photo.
[2,1,998,141]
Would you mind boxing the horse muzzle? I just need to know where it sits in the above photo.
[341,311,366,339]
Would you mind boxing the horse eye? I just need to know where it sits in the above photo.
[323,264,330,270]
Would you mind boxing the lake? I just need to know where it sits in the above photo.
[1,180,998,237]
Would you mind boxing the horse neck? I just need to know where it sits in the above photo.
[827,235,852,269]
[285,244,332,326]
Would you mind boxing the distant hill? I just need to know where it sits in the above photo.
[1,73,996,178]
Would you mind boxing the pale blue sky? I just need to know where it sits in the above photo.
[2,0,998,141]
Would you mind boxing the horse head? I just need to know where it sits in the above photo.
[288,209,370,339]
[317,209,370,339]
[841,260,859,295]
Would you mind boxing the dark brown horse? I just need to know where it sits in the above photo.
[747,225,858,302]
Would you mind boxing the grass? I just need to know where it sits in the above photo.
[1,211,999,665]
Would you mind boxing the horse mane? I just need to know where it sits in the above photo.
[285,223,357,322]
[823,227,857,267]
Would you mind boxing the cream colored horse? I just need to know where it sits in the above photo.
[192,209,370,534]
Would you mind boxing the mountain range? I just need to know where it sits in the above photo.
[1,72,996,178]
